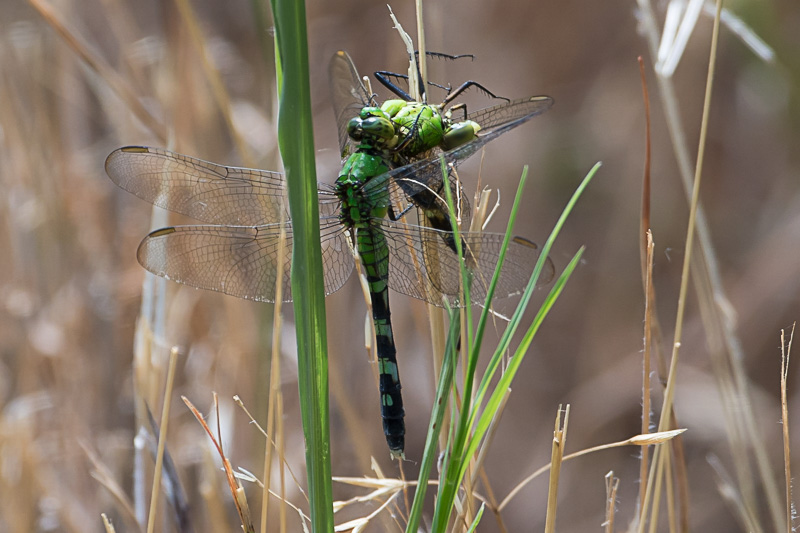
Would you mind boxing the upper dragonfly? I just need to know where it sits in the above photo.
[105,51,554,458]
[331,51,553,242]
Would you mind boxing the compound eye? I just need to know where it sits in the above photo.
[359,106,388,120]
[347,117,363,140]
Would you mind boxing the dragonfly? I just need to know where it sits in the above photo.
[368,50,512,158]
[105,51,554,458]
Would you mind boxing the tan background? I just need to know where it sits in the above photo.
[1,0,798,531]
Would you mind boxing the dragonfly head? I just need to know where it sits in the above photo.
[442,120,481,151]
[347,106,397,147]
[347,114,397,148]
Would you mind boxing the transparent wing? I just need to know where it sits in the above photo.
[329,51,374,157]
[467,95,553,133]
[362,95,554,223]
[379,219,554,308]
[105,146,340,226]
[137,217,354,302]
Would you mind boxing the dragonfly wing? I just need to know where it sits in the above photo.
[329,51,373,158]
[457,233,555,302]
[468,96,553,136]
[137,217,353,302]
[379,219,554,308]
[105,146,341,225]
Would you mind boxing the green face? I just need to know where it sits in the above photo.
[347,112,397,147]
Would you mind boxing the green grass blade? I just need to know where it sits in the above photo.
[405,304,461,533]
[466,503,486,533]
[460,247,584,478]
[439,157,474,350]
[452,166,532,464]
[468,166,531,370]
[471,162,601,422]
[430,162,600,532]
[429,165,531,531]
[269,1,333,531]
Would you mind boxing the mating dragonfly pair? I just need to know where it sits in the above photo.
[105,51,554,458]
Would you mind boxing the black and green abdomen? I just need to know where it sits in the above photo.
[357,226,404,456]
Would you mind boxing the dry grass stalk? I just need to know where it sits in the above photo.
[636,52,654,522]
[83,442,138,529]
[235,396,308,505]
[145,347,179,533]
[543,404,568,533]
[638,2,724,531]
[707,454,762,533]
[637,0,784,526]
[101,513,116,533]
[604,471,620,533]
[171,0,252,166]
[183,395,255,533]
[499,429,686,513]
[27,0,166,141]
[780,324,794,533]
[261,213,289,533]
[639,230,655,522]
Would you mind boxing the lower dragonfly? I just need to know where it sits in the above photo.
[105,51,554,457]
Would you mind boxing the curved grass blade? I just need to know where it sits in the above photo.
[405,302,460,533]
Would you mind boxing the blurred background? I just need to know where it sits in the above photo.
[1,0,798,531]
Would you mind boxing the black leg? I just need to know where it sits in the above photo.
[442,80,510,107]
[374,71,414,101]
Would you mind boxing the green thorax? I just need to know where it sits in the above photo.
[381,100,444,156]
[336,151,391,228]
[381,99,482,155]
[346,99,482,165]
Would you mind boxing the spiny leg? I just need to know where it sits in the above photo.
[375,71,451,102]
[375,51,476,101]
[442,80,511,110]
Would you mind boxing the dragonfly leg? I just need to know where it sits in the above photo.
[442,80,511,107]
[374,71,455,102]
[375,51,474,102]
[374,71,414,101]
[388,202,414,222]
[448,102,469,122]
[413,50,475,61]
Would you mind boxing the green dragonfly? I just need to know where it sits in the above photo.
[105,51,553,458]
